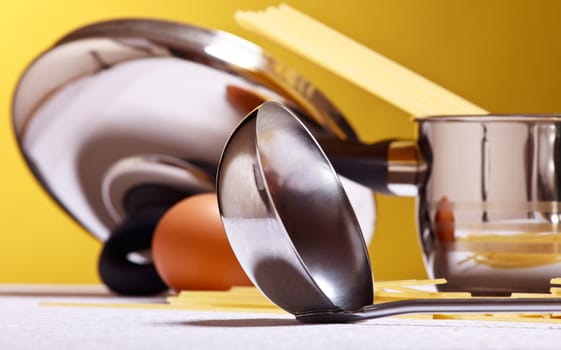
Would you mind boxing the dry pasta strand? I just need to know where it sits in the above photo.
[235,4,487,117]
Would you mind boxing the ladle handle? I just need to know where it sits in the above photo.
[296,297,561,323]
[319,138,427,195]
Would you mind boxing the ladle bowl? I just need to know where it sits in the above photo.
[217,102,561,323]
[217,102,373,314]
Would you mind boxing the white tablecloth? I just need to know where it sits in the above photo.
[1,285,561,350]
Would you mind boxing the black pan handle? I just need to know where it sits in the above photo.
[98,207,169,295]
[320,138,395,194]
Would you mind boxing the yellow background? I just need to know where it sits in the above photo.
[1,0,561,284]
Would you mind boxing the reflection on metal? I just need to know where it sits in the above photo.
[218,102,373,314]
[480,124,489,222]
[386,140,427,196]
[12,19,374,243]
[415,115,561,294]
[101,154,215,222]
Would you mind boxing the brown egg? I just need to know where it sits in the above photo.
[152,193,252,291]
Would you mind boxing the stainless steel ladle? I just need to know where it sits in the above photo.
[217,101,561,323]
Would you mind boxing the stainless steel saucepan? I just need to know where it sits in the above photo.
[416,115,561,294]
[312,113,561,294]
[324,113,561,294]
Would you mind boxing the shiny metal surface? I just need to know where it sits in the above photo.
[386,140,427,196]
[296,297,561,323]
[415,115,561,293]
[217,103,561,324]
[101,154,215,223]
[217,102,373,314]
[12,19,372,242]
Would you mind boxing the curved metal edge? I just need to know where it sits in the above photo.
[254,102,374,311]
[10,18,361,242]
[54,18,359,142]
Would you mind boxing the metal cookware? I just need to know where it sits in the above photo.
[217,101,561,323]
[415,115,561,294]
[308,113,561,294]
[12,19,375,294]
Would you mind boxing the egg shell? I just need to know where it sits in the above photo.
[152,193,252,291]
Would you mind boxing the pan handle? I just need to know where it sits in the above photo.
[320,138,427,196]
[98,207,169,295]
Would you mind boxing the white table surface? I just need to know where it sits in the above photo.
[1,285,561,350]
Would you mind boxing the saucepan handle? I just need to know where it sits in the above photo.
[319,137,427,196]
